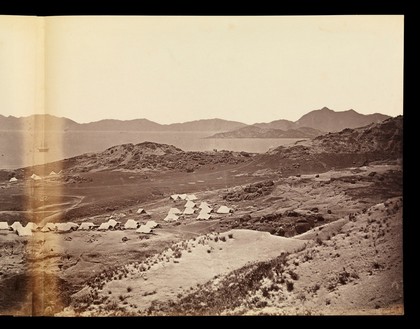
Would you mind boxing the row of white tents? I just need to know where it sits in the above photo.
[6,171,64,183]
[0,218,159,236]
[164,199,233,222]
[170,194,198,201]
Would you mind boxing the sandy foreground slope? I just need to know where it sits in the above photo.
[60,230,306,316]
[60,195,403,316]
[145,197,403,316]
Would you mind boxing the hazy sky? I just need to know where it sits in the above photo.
[0,15,403,124]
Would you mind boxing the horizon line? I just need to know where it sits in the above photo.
[0,107,395,126]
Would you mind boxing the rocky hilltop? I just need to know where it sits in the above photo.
[295,107,390,132]
[19,142,253,176]
[258,116,402,175]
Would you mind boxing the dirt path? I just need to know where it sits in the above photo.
[39,195,85,225]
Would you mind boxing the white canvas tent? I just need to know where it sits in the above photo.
[186,194,198,201]
[56,223,78,232]
[124,219,138,230]
[199,202,211,209]
[49,171,58,176]
[98,222,111,231]
[183,207,195,215]
[145,220,158,229]
[41,223,56,232]
[11,222,23,232]
[25,222,39,232]
[136,208,146,214]
[197,212,212,220]
[9,177,18,183]
[216,206,233,214]
[56,223,72,232]
[107,219,119,228]
[16,226,33,237]
[79,222,95,230]
[164,214,179,222]
[0,222,10,230]
[31,174,42,181]
[168,208,181,215]
[200,205,213,214]
[179,194,187,200]
[170,194,179,201]
[67,222,79,230]
[136,225,152,234]
[184,200,196,208]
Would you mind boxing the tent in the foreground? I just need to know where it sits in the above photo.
[30,174,42,181]
[45,223,56,231]
[197,212,212,220]
[186,194,198,201]
[170,194,179,201]
[136,225,152,234]
[78,222,95,230]
[145,220,158,229]
[0,222,10,230]
[107,219,119,228]
[183,207,195,215]
[25,222,39,232]
[184,200,196,208]
[168,208,182,215]
[41,223,56,232]
[11,222,23,232]
[199,202,210,209]
[16,226,33,236]
[9,177,18,183]
[200,205,213,214]
[67,222,79,230]
[216,206,233,214]
[178,194,187,200]
[98,222,111,231]
[56,223,72,232]
[164,214,179,222]
[124,219,138,229]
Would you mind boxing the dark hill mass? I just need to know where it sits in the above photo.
[257,116,402,176]
[295,107,391,132]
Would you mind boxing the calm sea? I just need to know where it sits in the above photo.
[0,130,304,169]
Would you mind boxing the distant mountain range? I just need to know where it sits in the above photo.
[0,115,246,132]
[0,107,390,135]
[208,107,390,138]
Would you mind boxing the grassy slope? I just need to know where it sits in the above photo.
[64,230,306,315]
[147,197,403,315]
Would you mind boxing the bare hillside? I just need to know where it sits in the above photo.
[146,197,403,315]
[257,116,402,175]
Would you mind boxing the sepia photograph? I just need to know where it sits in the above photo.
[0,15,403,316]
